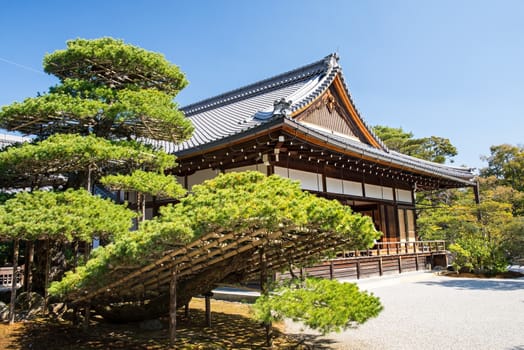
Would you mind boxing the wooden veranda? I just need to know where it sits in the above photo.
[279,240,447,280]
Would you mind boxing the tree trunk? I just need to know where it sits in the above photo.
[24,240,34,293]
[9,238,20,325]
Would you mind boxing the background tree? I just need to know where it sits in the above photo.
[480,144,524,192]
[417,176,524,273]
[373,125,457,164]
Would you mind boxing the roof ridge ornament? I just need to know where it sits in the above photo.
[325,53,340,68]
[272,98,292,117]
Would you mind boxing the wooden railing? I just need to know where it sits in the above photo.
[338,240,446,258]
[0,266,24,290]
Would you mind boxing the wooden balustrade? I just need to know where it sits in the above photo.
[340,240,446,258]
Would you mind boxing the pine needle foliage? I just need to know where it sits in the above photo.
[0,134,176,188]
[0,37,193,142]
[49,172,380,298]
[0,189,136,241]
[101,170,186,199]
[252,278,383,335]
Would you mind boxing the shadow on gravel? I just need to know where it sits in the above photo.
[418,278,524,291]
[285,333,338,349]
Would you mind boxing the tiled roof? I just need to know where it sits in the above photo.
[283,118,474,184]
[159,54,474,184]
[0,133,31,149]
[159,54,375,153]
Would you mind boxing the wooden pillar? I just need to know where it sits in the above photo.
[398,256,402,274]
[169,268,177,346]
[415,254,419,271]
[378,257,383,276]
[473,180,482,221]
[204,292,213,327]
[9,238,20,325]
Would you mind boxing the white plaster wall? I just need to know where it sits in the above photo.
[343,180,363,196]
[326,177,364,197]
[364,184,394,200]
[326,177,343,194]
[187,168,218,190]
[364,184,383,199]
[396,189,413,203]
[381,186,394,200]
[274,166,321,191]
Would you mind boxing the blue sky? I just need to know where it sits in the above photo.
[1,0,523,170]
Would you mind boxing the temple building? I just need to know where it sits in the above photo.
[154,53,476,244]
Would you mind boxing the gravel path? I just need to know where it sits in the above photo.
[285,270,524,349]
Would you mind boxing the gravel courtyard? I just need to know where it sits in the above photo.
[285,270,524,350]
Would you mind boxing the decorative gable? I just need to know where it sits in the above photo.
[295,87,370,145]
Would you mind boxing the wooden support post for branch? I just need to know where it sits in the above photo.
[72,306,80,326]
[169,268,177,347]
[83,305,91,330]
[9,238,20,325]
[43,239,50,316]
[142,194,146,222]
[184,303,190,319]
[260,248,272,347]
[204,292,213,328]
[24,241,34,293]
[72,240,79,271]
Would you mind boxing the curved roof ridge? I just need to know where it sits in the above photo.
[181,54,338,116]
[389,150,475,173]
[289,57,340,113]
